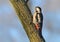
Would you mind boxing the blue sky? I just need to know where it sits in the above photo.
[0,0,29,42]
[0,0,60,42]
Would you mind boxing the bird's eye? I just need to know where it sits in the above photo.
[36,11,38,13]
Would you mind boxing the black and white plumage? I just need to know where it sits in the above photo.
[33,6,45,42]
[33,6,43,25]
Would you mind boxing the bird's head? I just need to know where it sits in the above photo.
[35,6,42,14]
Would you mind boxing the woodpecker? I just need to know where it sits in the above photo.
[33,6,45,42]
[33,6,43,31]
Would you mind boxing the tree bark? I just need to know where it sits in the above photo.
[10,0,44,42]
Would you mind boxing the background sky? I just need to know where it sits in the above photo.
[0,0,29,42]
[0,0,60,42]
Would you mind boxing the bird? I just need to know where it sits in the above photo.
[33,6,45,42]
[33,6,43,31]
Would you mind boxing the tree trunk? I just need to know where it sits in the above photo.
[10,0,44,42]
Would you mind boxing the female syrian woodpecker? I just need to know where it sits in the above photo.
[33,6,43,31]
[33,6,45,42]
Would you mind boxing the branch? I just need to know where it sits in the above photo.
[10,0,44,42]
